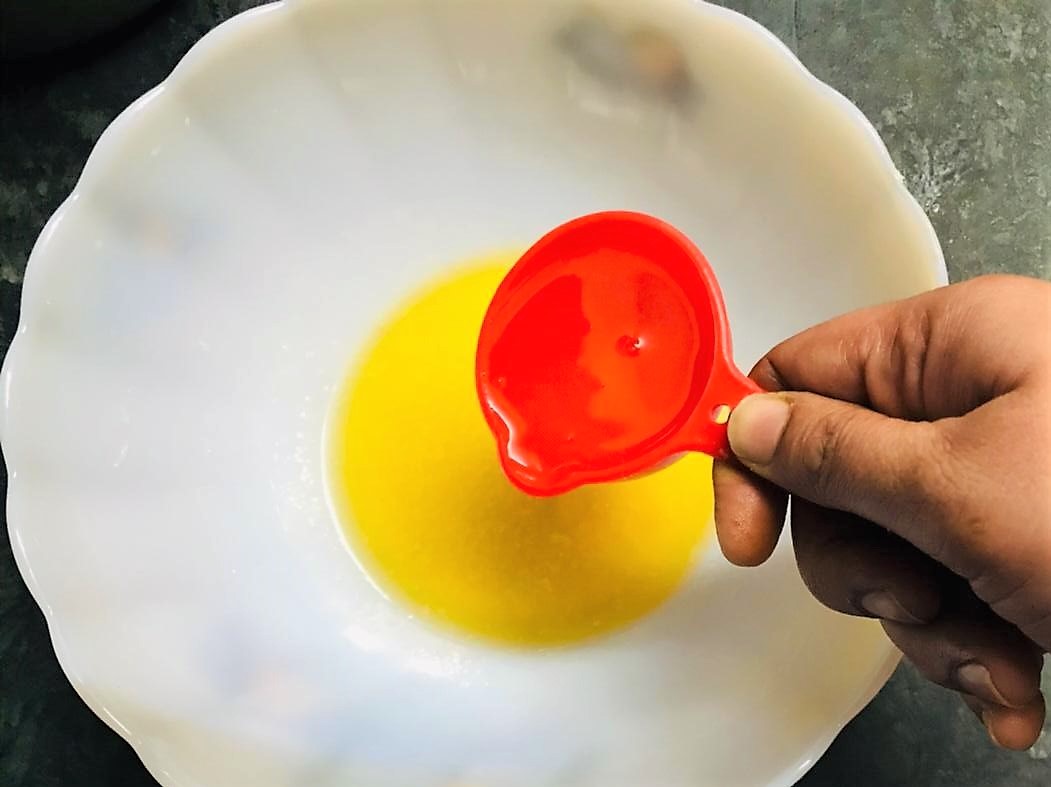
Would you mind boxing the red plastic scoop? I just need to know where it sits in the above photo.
[476,211,762,496]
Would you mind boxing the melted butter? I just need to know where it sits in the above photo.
[329,256,713,646]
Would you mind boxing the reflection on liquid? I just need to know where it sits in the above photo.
[479,251,702,491]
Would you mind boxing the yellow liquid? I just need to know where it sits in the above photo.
[329,256,713,646]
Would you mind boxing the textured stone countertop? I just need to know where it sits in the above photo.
[1,1,1048,786]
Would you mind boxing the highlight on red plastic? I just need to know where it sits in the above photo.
[476,211,762,496]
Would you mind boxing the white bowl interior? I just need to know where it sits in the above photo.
[4,1,944,785]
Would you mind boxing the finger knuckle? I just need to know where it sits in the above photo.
[752,354,789,391]
[793,532,856,615]
[881,622,959,689]
[794,407,856,502]
[888,308,933,419]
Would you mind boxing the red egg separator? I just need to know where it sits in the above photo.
[476,211,762,496]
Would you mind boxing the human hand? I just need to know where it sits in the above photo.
[713,275,1051,749]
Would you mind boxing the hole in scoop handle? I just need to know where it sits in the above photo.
[684,367,765,461]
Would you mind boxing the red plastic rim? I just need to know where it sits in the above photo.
[476,211,759,495]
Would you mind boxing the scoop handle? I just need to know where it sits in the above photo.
[680,365,764,461]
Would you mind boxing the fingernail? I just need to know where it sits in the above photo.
[859,590,925,624]
[956,662,1012,708]
[727,394,790,465]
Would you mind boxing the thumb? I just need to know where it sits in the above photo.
[727,392,946,535]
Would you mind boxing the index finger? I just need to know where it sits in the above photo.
[752,293,933,416]
[753,276,1048,420]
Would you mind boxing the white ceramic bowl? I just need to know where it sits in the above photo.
[2,1,946,785]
